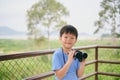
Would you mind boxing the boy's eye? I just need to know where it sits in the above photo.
[64,36,75,39]
[64,36,68,38]
[71,37,75,40]
[71,37,74,39]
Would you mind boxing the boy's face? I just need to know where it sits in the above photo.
[60,33,77,49]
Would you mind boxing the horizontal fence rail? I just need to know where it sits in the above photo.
[0,45,120,80]
[1,45,119,61]
[0,49,55,61]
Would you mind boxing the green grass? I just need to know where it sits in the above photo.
[0,38,120,54]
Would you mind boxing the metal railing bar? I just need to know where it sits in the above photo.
[98,60,120,64]
[1,45,119,61]
[24,71,54,80]
[80,72,97,80]
[98,72,120,77]
[97,45,120,49]
[73,45,97,50]
[0,45,120,80]
[0,45,97,61]
[85,60,97,66]
[0,49,55,61]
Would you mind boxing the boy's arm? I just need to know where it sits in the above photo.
[77,60,86,78]
[55,50,75,80]
[55,60,71,80]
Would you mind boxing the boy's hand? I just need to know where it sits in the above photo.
[68,50,76,64]
[80,59,86,66]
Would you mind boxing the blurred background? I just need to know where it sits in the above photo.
[0,0,120,80]
[0,0,120,53]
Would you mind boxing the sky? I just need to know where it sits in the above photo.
[0,0,101,35]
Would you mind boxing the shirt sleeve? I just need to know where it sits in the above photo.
[52,51,63,71]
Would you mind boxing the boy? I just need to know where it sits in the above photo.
[52,25,86,80]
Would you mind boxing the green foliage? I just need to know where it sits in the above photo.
[0,39,33,53]
[26,0,69,43]
[94,0,120,37]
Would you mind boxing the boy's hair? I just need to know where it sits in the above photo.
[60,25,78,39]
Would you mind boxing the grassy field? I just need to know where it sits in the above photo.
[0,38,120,80]
[0,38,120,54]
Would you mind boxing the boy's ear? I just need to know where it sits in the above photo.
[59,37,61,40]
[75,39,77,43]
[74,38,77,43]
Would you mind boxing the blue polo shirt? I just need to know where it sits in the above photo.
[52,48,80,80]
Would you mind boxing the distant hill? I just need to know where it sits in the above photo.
[0,26,26,35]
[0,26,99,39]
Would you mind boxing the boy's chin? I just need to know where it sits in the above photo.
[65,46,72,49]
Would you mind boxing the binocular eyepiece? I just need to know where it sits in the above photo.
[73,50,88,62]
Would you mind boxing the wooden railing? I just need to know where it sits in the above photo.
[23,45,120,80]
[0,45,120,80]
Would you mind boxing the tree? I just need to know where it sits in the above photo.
[26,0,69,48]
[94,0,120,37]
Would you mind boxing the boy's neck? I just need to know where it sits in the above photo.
[62,48,72,54]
